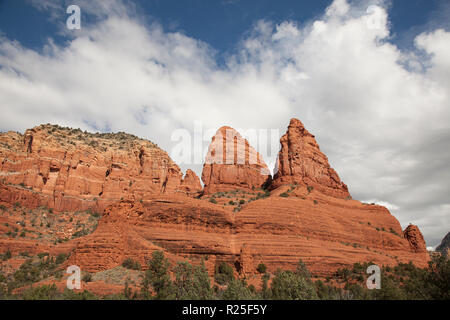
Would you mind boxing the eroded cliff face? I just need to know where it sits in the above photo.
[0,121,430,290]
[272,118,350,199]
[0,124,198,212]
[201,126,271,194]
[65,192,428,276]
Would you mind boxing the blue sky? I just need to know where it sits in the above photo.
[0,0,448,57]
[0,0,449,247]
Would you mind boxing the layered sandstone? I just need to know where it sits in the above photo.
[64,191,428,277]
[272,118,350,199]
[0,124,196,212]
[202,126,271,194]
[0,122,430,288]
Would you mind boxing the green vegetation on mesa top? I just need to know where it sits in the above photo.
[1,249,448,300]
[39,123,141,141]
[32,123,159,151]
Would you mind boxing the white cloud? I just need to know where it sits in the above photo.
[362,200,400,212]
[1,0,449,246]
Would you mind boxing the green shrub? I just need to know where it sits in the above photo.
[214,262,235,285]
[72,228,90,239]
[271,269,317,300]
[257,263,267,274]
[22,284,58,300]
[82,273,92,283]
[55,253,68,265]
[221,279,257,300]
[279,192,289,198]
[122,258,142,271]
[1,249,12,261]
[143,251,175,300]
[86,210,101,218]
[63,288,98,300]
[37,252,49,259]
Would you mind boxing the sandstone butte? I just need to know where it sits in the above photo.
[202,126,271,194]
[0,121,429,294]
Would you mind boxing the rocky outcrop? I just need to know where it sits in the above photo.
[179,169,202,197]
[403,225,427,253]
[202,126,271,194]
[65,192,429,276]
[436,232,450,257]
[0,124,197,212]
[271,118,350,199]
[0,122,430,283]
[67,195,237,273]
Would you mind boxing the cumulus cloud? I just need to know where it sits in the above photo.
[0,0,449,246]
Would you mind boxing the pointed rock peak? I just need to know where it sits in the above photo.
[289,118,306,129]
[183,169,199,180]
[180,169,202,197]
[202,126,270,194]
[403,225,427,253]
[272,118,350,199]
[287,118,315,138]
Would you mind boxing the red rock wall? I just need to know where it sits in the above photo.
[0,125,199,212]
[65,193,428,276]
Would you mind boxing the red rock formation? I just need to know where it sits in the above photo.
[0,122,430,286]
[238,244,254,276]
[403,224,427,253]
[179,169,202,197]
[0,124,198,212]
[202,126,271,194]
[64,192,428,276]
[67,195,237,273]
[272,118,350,199]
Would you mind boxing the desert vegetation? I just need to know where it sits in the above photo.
[204,188,271,212]
[0,204,100,243]
[0,250,448,300]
